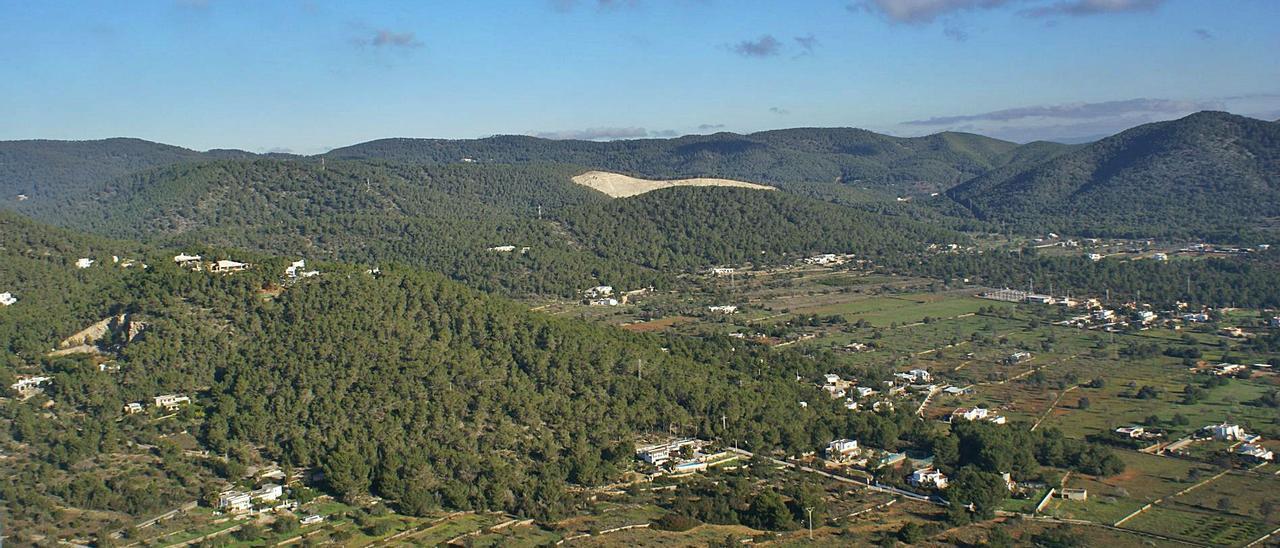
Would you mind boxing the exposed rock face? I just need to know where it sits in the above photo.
[56,313,147,351]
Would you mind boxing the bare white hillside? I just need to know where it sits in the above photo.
[571,170,775,198]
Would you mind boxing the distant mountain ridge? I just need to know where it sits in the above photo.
[4,111,1279,243]
[947,111,1280,241]
[326,128,1027,192]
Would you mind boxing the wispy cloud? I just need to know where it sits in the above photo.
[649,129,680,138]
[732,35,782,57]
[853,0,1164,23]
[551,0,641,13]
[896,96,1260,142]
[697,123,726,131]
[531,127,649,140]
[794,34,820,55]
[1194,28,1214,40]
[903,98,1213,126]
[1022,0,1163,17]
[356,29,423,48]
[769,107,790,115]
[851,0,1015,24]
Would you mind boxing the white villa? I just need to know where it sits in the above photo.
[909,468,949,489]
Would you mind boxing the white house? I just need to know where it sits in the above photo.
[1092,309,1115,321]
[487,245,517,252]
[1153,253,1168,261]
[909,468,948,489]
[1088,253,1103,261]
[804,254,840,265]
[825,439,860,460]
[154,394,191,410]
[853,386,876,398]
[209,260,248,273]
[590,298,619,307]
[707,305,738,314]
[950,407,1006,424]
[636,438,698,466]
[250,483,283,502]
[1115,426,1146,438]
[709,267,735,276]
[0,292,16,306]
[285,260,306,277]
[300,514,324,525]
[907,369,932,383]
[11,376,51,396]
[174,253,203,269]
[218,491,252,512]
[1205,423,1249,441]
[75,258,95,269]
[823,373,842,386]
[123,402,144,414]
[583,285,614,298]
[1136,310,1157,323]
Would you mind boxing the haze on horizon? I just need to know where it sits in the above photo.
[2,0,1278,153]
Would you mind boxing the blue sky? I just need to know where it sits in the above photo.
[1,0,1278,152]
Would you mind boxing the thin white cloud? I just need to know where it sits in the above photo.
[854,0,1165,23]
[902,98,1215,126]
[1023,0,1164,17]
[530,127,649,140]
[851,0,1015,24]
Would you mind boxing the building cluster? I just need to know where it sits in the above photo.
[802,253,853,266]
[1199,423,1274,462]
[218,483,284,513]
[124,394,192,414]
[285,259,319,279]
[818,371,955,414]
[174,253,250,274]
[634,437,736,476]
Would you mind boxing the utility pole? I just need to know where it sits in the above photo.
[805,507,814,540]
[636,358,642,380]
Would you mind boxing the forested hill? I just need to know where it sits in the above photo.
[0,216,881,526]
[0,138,211,201]
[947,111,1280,241]
[13,159,963,296]
[326,128,1025,192]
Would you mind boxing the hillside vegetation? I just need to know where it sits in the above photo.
[14,159,958,297]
